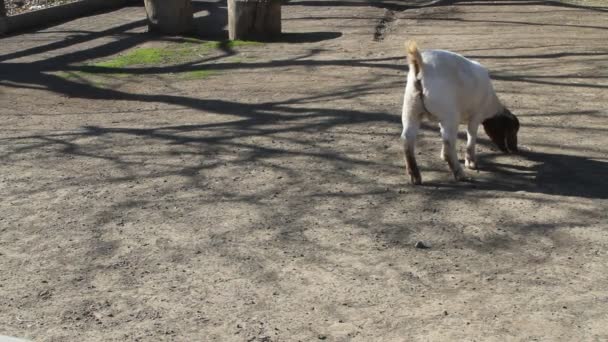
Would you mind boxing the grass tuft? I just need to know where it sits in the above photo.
[53,39,262,84]
[94,48,166,68]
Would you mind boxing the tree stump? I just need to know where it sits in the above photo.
[144,0,193,35]
[228,0,281,41]
[0,0,6,35]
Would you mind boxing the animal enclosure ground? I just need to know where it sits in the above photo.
[1,0,607,341]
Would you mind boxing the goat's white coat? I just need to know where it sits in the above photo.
[401,48,506,180]
[402,49,504,135]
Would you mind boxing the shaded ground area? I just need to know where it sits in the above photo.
[1,0,607,341]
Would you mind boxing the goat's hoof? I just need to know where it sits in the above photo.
[410,174,422,185]
[465,159,477,170]
[457,175,474,183]
[454,171,468,182]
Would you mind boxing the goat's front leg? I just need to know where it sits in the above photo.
[439,122,466,181]
[401,119,421,185]
[465,121,479,170]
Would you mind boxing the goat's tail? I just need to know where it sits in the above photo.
[406,40,423,78]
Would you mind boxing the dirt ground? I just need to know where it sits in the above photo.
[1,0,608,341]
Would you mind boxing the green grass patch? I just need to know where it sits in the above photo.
[91,40,262,70]
[91,40,261,69]
[93,48,165,68]
[92,46,199,69]
[54,39,263,85]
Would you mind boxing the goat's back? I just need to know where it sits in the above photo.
[417,49,501,122]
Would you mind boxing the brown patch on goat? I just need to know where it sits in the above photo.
[404,149,421,185]
[482,109,520,153]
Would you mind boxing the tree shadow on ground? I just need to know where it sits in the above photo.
[1,0,606,258]
[422,150,608,200]
[287,0,607,12]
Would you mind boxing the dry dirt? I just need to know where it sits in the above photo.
[1,1,608,341]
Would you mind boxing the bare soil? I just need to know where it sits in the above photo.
[1,1,607,341]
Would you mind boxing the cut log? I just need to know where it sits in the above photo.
[144,0,193,35]
[228,0,281,41]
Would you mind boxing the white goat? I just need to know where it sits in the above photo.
[401,41,519,184]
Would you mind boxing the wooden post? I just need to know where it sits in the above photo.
[144,0,193,35]
[0,0,6,35]
[228,0,281,41]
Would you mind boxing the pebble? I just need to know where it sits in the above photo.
[415,241,430,249]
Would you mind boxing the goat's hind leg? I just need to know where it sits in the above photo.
[402,117,422,185]
[439,122,467,181]
[403,137,421,185]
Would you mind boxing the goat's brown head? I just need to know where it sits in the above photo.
[482,108,519,153]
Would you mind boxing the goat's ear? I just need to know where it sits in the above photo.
[482,116,508,152]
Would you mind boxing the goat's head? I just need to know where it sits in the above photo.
[482,108,519,153]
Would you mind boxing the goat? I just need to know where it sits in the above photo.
[401,41,519,184]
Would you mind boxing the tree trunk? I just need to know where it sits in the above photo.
[144,0,193,35]
[228,0,281,41]
[1,0,6,17]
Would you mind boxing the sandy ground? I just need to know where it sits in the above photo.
[1,0,608,341]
